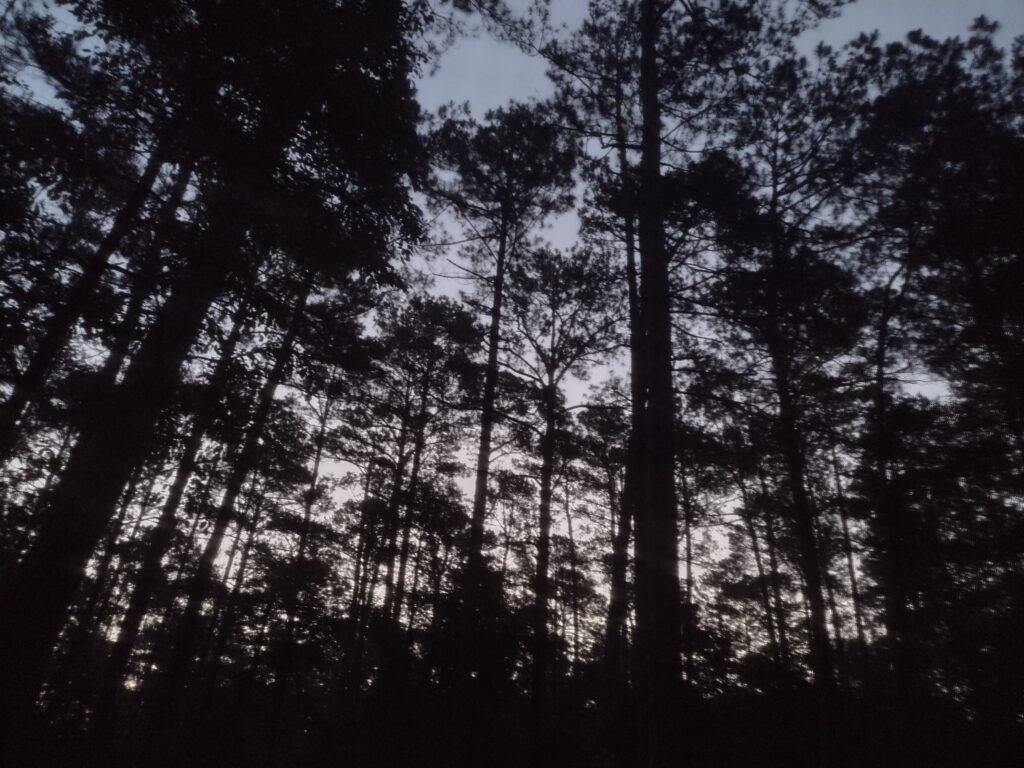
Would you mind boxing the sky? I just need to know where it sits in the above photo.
[417,0,1024,115]
[414,0,1021,418]
[417,0,1024,588]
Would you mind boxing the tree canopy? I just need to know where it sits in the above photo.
[1,2,1022,767]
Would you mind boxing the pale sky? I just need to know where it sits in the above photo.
[414,0,1017,411]
[417,0,1024,115]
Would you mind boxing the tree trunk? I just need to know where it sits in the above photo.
[564,490,581,671]
[199,494,265,718]
[738,478,781,666]
[768,344,834,689]
[831,450,866,652]
[766,342,836,767]
[391,370,431,624]
[604,464,631,692]
[606,60,642,714]
[531,383,557,727]
[0,189,247,752]
[869,298,919,767]
[151,272,313,731]
[0,143,169,461]
[466,215,509,582]
[96,160,195,386]
[681,471,695,681]
[380,395,413,619]
[634,3,683,763]
[278,392,332,706]
[761,490,791,667]
[99,295,252,705]
[452,214,510,766]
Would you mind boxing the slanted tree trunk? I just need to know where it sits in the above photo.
[150,271,314,736]
[95,160,195,387]
[0,143,170,461]
[0,188,249,750]
[98,295,252,713]
[199,492,265,719]
[278,390,333,706]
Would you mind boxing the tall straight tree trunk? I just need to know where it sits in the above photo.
[768,345,834,689]
[738,479,781,665]
[346,463,378,625]
[634,2,683,764]
[0,189,248,752]
[391,371,431,624]
[681,471,695,680]
[531,383,557,728]
[452,214,510,767]
[466,216,509,583]
[0,143,169,461]
[831,451,866,651]
[604,465,631,688]
[767,342,836,767]
[869,295,919,768]
[812,508,846,650]
[564,491,581,671]
[605,97,642,768]
[760,480,791,667]
[403,542,426,631]
[380,397,413,619]
[606,94,641,720]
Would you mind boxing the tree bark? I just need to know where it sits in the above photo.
[767,343,834,689]
[391,370,431,624]
[0,143,169,461]
[95,160,195,386]
[99,295,252,705]
[156,274,313,706]
[466,215,509,583]
[606,84,641,719]
[761,486,791,667]
[0,189,247,752]
[738,478,781,666]
[831,451,866,652]
[531,382,557,727]
[634,3,683,764]
[278,391,332,705]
